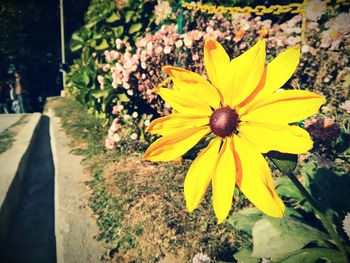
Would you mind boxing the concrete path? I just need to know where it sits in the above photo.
[0,103,104,262]
[0,114,24,133]
[2,116,56,263]
[49,108,104,263]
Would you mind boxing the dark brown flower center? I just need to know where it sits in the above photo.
[209,107,239,138]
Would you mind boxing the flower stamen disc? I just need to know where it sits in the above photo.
[209,107,239,138]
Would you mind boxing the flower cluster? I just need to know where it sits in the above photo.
[154,0,172,25]
[304,116,341,142]
[192,252,211,263]
[105,102,153,150]
[321,13,350,50]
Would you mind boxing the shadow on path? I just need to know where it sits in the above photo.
[2,116,56,263]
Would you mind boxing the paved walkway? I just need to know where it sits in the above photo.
[0,114,24,133]
[2,116,56,263]
[0,104,104,262]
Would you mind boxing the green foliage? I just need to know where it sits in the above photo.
[267,151,298,175]
[66,0,157,123]
[251,217,328,259]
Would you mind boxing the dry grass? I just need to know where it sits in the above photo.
[100,155,241,262]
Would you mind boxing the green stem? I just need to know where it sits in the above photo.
[286,172,349,261]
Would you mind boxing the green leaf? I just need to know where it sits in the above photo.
[95,39,109,50]
[117,93,130,102]
[275,176,304,201]
[252,217,329,259]
[267,151,297,174]
[234,248,259,263]
[125,11,134,23]
[84,20,98,29]
[82,71,90,85]
[227,208,263,236]
[91,89,109,99]
[275,248,347,263]
[128,23,142,34]
[106,12,120,23]
[71,32,84,42]
[70,41,83,52]
[113,26,124,38]
[89,39,96,48]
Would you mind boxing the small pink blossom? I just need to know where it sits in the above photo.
[175,39,183,48]
[105,137,115,150]
[97,75,104,89]
[305,0,326,21]
[164,46,172,54]
[340,100,350,113]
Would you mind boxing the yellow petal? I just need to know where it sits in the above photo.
[143,126,210,162]
[239,122,313,154]
[240,90,326,124]
[257,45,300,99]
[233,135,285,217]
[204,39,230,92]
[155,87,213,115]
[184,138,221,212]
[238,46,300,111]
[146,114,209,136]
[163,66,222,108]
[212,137,236,224]
[225,40,266,107]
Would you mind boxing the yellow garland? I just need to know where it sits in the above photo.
[181,2,304,15]
[181,0,349,16]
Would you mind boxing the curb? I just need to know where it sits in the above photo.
[48,108,104,263]
[0,113,42,252]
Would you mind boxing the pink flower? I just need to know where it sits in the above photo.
[127,89,134,96]
[175,40,183,48]
[164,46,172,54]
[105,137,114,150]
[97,75,104,89]
[305,0,326,21]
[112,105,124,115]
[340,100,350,113]
[155,46,163,55]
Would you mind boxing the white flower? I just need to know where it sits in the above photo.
[192,252,211,263]
[112,133,121,143]
[154,0,172,25]
[305,0,326,21]
[115,39,123,49]
[343,213,350,240]
[340,100,350,113]
[127,89,134,96]
[144,119,150,127]
[301,44,310,53]
[130,133,138,140]
[132,112,138,118]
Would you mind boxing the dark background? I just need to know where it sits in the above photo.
[0,0,90,111]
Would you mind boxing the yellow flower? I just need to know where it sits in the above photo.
[143,39,325,223]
